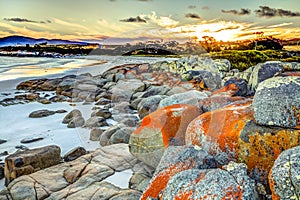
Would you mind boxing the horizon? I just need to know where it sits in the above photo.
[0,0,300,44]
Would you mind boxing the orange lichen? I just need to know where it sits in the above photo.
[238,130,300,183]
[186,100,253,154]
[268,168,281,200]
[133,104,200,146]
[211,83,239,97]
[174,190,193,200]
[140,159,197,200]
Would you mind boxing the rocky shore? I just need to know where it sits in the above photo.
[0,56,300,199]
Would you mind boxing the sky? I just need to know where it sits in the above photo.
[0,0,300,44]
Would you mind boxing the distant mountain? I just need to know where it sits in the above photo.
[0,35,91,47]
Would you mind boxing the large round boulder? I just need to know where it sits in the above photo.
[253,76,300,128]
[129,104,201,168]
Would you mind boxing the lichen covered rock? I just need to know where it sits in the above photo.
[254,76,300,128]
[269,146,300,200]
[129,104,201,168]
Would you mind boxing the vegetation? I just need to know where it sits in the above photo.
[210,50,300,71]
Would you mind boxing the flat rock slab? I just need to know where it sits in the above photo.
[1,144,140,200]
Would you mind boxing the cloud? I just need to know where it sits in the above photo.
[202,6,209,10]
[188,5,196,9]
[267,22,293,28]
[255,6,300,18]
[53,18,89,30]
[120,16,147,23]
[145,12,179,28]
[221,8,251,15]
[3,18,51,24]
[185,13,201,19]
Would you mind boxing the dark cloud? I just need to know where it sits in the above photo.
[4,17,51,23]
[188,5,196,9]
[120,16,147,23]
[255,6,300,18]
[185,13,201,19]
[221,8,251,15]
[202,6,209,10]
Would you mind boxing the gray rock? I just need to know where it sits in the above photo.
[182,70,222,90]
[112,102,135,114]
[100,123,126,146]
[249,61,284,91]
[0,139,7,144]
[269,146,300,200]
[29,109,55,118]
[140,85,170,98]
[163,162,259,200]
[90,128,103,141]
[137,95,167,119]
[224,77,250,97]
[67,116,85,128]
[84,116,108,128]
[254,76,300,128]
[158,90,208,108]
[91,108,112,119]
[109,190,142,200]
[20,136,44,144]
[63,147,87,162]
[119,118,138,127]
[62,109,82,124]
[56,79,76,94]
[108,127,136,145]
[95,97,111,105]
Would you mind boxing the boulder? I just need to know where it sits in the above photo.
[140,85,170,98]
[63,147,87,162]
[269,146,300,200]
[29,109,55,118]
[89,128,103,141]
[254,76,300,128]
[100,123,127,146]
[129,104,201,168]
[108,127,136,145]
[83,116,108,128]
[140,146,217,200]
[62,109,82,124]
[38,78,62,91]
[158,90,208,108]
[162,162,258,200]
[182,70,222,90]
[137,95,167,119]
[186,101,300,186]
[4,145,61,185]
[249,61,284,91]
[199,95,246,112]
[67,116,85,128]
[224,77,250,97]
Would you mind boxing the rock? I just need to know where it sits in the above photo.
[120,118,138,127]
[249,61,284,91]
[253,76,300,128]
[63,147,87,162]
[199,95,246,112]
[20,136,44,144]
[166,86,188,96]
[39,98,51,104]
[4,145,61,185]
[83,116,108,128]
[25,93,39,100]
[15,145,29,150]
[29,109,55,118]
[95,97,111,105]
[91,108,112,119]
[224,77,250,97]
[129,173,151,193]
[137,95,167,119]
[269,146,300,200]
[67,116,85,128]
[0,139,7,144]
[112,114,139,123]
[129,104,201,168]
[162,162,258,200]
[90,128,103,141]
[16,78,47,90]
[110,190,142,200]
[55,109,67,113]
[112,101,134,114]
[0,164,3,180]
[100,123,127,146]
[140,146,217,200]
[182,70,222,90]
[38,78,62,91]
[140,85,170,98]
[62,109,82,124]
[56,79,76,94]
[186,100,300,187]
[158,90,208,108]
[109,127,136,145]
